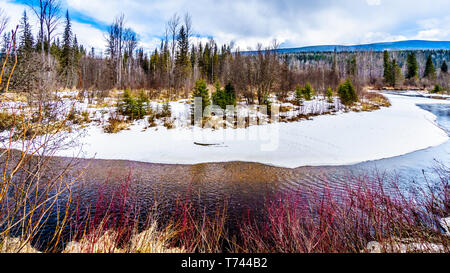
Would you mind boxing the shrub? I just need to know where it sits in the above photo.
[104,116,129,133]
[295,83,315,103]
[338,79,358,106]
[118,89,149,120]
[326,88,334,103]
[163,119,175,129]
[157,101,172,119]
[262,95,272,116]
[0,112,20,132]
[431,84,444,94]
[81,111,91,123]
[212,82,236,110]
[294,86,304,107]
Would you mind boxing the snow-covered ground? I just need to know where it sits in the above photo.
[388,90,450,99]
[54,93,450,168]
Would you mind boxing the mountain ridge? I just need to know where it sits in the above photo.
[247,40,450,54]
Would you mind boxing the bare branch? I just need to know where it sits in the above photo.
[44,0,61,44]
[0,8,9,37]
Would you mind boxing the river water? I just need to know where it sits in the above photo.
[9,99,450,250]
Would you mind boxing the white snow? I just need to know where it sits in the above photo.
[55,93,450,168]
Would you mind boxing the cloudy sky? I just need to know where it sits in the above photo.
[1,0,450,53]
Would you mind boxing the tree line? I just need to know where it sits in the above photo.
[1,3,449,105]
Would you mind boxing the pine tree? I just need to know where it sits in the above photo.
[302,82,314,101]
[391,59,404,87]
[295,85,304,106]
[73,35,81,69]
[338,79,358,106]
[346,55,357,77]
[326,88,334,103]
[175,25,191,86]
[19,10,34,54]
[383,50,392,86]
[193,79,210,112]
[441,60,448,73]
[1,33,10,54]
[212,82,236,109]
[424,55,436,79]
[406,52,418,79]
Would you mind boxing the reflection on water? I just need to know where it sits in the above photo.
[10,102,450,250]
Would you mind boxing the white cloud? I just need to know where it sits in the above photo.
[366,0,381,6]
[0,0,31,33]
[2,0,450,53]
[72,21,106,51]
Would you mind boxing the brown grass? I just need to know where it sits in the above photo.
[104,116,130,133]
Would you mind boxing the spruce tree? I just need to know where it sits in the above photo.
[424,55,436,79]
[326,88,334,103]
[346,55,357,77]
[193,79,210,112]
[212,82,236,109]
[1,33,10,54]
[406,52,418,79]
[60,10,73,87]
[295,85,304,106]
[383,50,392,86]
[19,10,34,54]
[305,82,315,101]
[391,59,404,87]
[338,79,358,106]
[441,61,448,74]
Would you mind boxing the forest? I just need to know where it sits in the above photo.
[0,1,449,106]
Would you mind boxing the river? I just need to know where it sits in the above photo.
[6,96,450,251]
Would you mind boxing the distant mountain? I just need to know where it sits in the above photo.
[246,40,450,54]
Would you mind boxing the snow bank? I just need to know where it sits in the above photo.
[57,94,450,168]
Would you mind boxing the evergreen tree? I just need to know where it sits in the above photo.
[50,41,60,59]
[176,26,189,68]
[190,45,196,69]
[383,50,392,85]
[60,10,73,86]
[346,55,357,77]
[73,35,81,69]
[391,59,404,87]
[1,33,10,54]
[338,79,358,106]
[175,25,191,86]
[19,10,34,54]
[193,79,210,112]
[302,82,314,101]
[326,88,334,103]
[295,85,304,106]
[212,82,236,109]
[441,60,448,73]
[431,84,444,94]
[424,55,436,79]
[406,52,418,79]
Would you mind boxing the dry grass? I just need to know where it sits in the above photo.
[0,237,41,253]
[104,116,130,133]
[0,92,28,103]
[163,119,175,130]
[280,105,294,113]
[0,111,21,131]
[364,92,392,108]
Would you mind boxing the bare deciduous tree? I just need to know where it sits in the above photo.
[27,0,48,57]
[44,0,61,48]
[0,8,9,38]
